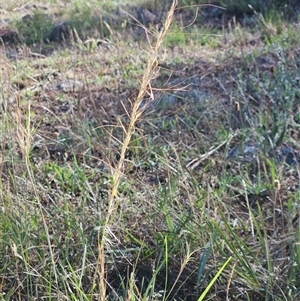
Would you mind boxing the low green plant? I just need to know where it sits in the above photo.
[164,23,188,46]
[14,10,54,44]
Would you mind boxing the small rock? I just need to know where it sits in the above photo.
[228,143,300,166]
[0,28,19,44]
[47,21,71,42]
[275,145,300,166]
[140,9,157,25]
[57,80,83,92]
[227,144,258,163]
[2,48,18,60]
[22,14,32,22]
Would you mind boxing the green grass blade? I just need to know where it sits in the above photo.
[197,256,232,301]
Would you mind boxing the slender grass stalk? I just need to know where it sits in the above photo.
[97,1,178,300]
[108,0,177,208]
[14,100,62,296]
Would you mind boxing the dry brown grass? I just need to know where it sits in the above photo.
[97,1,179,299]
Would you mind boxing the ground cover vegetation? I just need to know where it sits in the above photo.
[0,0,300,300]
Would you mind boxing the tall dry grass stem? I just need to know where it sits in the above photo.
[14,100,60,289]
[109,0,177,208]
[97,1,178,300]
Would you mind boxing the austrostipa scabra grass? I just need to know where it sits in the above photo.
[96,1,179,300]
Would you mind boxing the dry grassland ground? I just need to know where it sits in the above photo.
[0,1,300,300]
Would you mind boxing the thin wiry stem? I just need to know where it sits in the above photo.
[97,2,178,300]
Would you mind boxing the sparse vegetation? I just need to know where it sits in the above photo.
[0,0,300,301]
